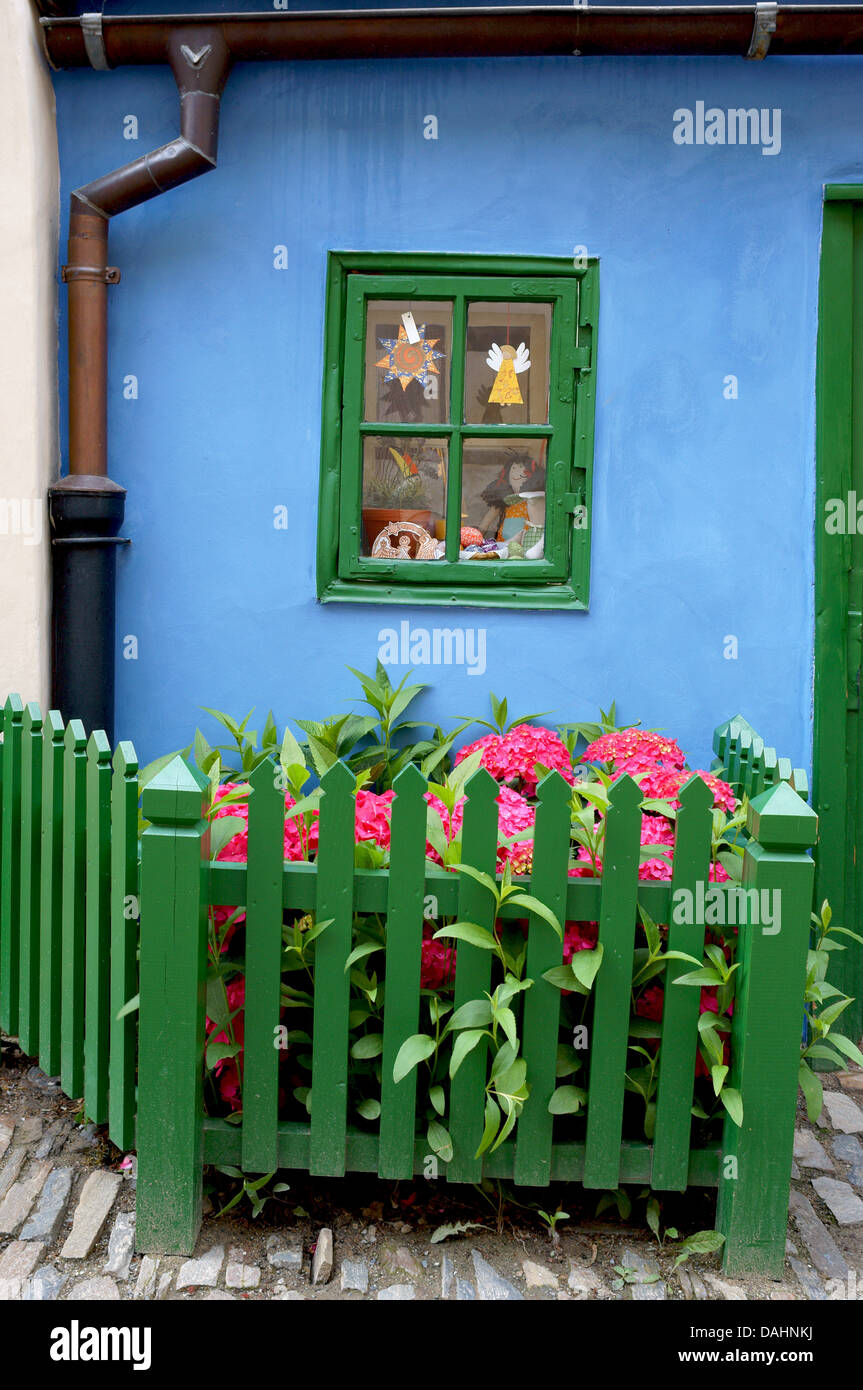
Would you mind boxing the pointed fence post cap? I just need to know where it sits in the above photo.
[747,780,818,851]
[142,754,209,826]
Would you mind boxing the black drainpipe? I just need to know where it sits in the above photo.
[48,28,230,741]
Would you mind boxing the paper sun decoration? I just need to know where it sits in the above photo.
[376,324,445,392]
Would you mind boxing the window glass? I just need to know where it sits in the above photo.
[361,436,448,559]
[464,302,552,425]
[461,439,548,560]
[364,300,452,424]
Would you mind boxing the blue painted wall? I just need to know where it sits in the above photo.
[52,19,863,769]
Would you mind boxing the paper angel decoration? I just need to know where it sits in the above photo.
[486,340,531,406]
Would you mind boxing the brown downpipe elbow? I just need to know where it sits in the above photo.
[64,30,230,477]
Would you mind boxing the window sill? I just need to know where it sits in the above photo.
[318,577,589,611]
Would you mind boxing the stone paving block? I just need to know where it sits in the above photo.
[631,1280,667,1300]
[0,1161,53,1235]
[0,1240,45,1298]
[788,1257,827,1301]
[13,1118,43,1146]
[441,1254,454,1299]
[20,1166,73,1243]
[789,1191,849,1279]
[812,1176,863,1225]
[832,1134,863,1164]
[0,1149,26,1202]
[703,1273,747,1301]
[523,1260,558,1289]
[377,1284,415,1300]
[104,1210,136,1278]
[821,1092,863,1134]
[471,1250,524,1301]
[22,1265,66,1302]
[69,1276,120,1300]
[794,1129,835,1170]
[456,1279,476,1300]
[266,1234,303,1270]
[226,1247,261,1289]
[134,1255,160,1300]
[60,1170,122,1258]
[311,1228,333,1285]
[176,1245,225,1289]
[340,1259,369,1293]
[567,1264,603,1298]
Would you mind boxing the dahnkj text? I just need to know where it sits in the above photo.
[673,102,782,156]
[378,621,487,676]
[672,884,781,935]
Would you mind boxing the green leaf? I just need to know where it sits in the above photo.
[570,944,604,992]
[351,1034,384,1060]
[547,1085,586,1115]
[433,921,498,951]
[711,1064,729,1096]
[450,1029,486,1079]
[646,1197,661,1240]
[826,1033,863,1068]
[429,1085,446,1116]
[115,993,139,1022]
[719,1086,743,1127]
[673,967,724,987]
[507,895,563,940]
[542,964,587,994]
[448,999,493,1030]
[475,1097,501,1157]
[344,940,383,973]
[209,815,246,858]
[798,1059,824,1123]
[393,1034,436,1084]
[206,1041,240,1068]
[427,1120,453,1162]
[449,861,499,898]
[356,1098,381,1121]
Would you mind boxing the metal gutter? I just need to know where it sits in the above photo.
[39,6,863,67]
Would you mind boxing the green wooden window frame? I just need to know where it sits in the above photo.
[317,251,598,610]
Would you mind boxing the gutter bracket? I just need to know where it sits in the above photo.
[745,2,777,60]
[62,264,121,285]
[80,12,110,71]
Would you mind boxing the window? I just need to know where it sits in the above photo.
[317,253,597,609]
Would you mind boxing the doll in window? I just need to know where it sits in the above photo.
[478,454,546,555]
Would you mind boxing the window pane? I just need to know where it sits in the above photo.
[361,436,447,560]
[460,439,548,560]
[365,300,451,424]
[464,302,552,425]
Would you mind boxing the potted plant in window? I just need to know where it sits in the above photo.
[362,445,434,552]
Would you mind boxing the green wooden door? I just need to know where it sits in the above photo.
[814,189,863,1041]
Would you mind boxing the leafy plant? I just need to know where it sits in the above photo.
[456,690,553,737]
[799,899,863,1120]
[213,1167,291,1218]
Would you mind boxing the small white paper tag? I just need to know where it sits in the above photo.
[401,311,421,344]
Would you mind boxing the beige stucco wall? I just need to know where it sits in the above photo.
[0,0,58,705]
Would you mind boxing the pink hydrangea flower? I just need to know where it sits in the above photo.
[425,785,536,872]
[639,766,736,814]
[581,729,686,779]
[455,725,574,797]
[419,928,456,989]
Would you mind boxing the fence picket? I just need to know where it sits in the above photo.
[39,711,65,1077]
[18,702,43,1056]
[85,731,113,1123]
[583,774,643,1189]
[0,694,24,1034]
[447,767,499,1184]
[514,770,572,1186]
[138,757,210,1253]
[242,757,285,1174]
[310,760,355,1176]
[379,763,427,1179]
[61,720,88,1098]
[109,741,139,1153]
[651,775,714,1188]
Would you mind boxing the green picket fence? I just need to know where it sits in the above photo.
[0,694,819,1275]
[0,694,139,1153]
[712,713,809,803]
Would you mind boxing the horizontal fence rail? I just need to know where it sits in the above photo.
[0,696,818,1276]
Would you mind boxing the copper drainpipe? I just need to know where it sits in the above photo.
[48,30,230,740]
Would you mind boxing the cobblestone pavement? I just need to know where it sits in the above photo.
[1,1045,861,1302]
